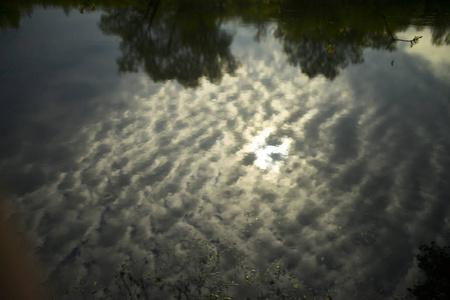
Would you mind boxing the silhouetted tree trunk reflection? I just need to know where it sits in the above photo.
[145,0,160,28]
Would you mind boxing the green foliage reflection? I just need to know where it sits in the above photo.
[1,0,449,81]
[407,241,450,300]
[98,0,240,87]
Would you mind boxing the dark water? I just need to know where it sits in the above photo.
[1,1,449,299]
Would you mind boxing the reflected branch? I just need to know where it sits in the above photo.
[145,0,160,29]
[77,0,95,14]
[380,0,424,49]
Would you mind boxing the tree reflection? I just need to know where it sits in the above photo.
[407,241,450,299]
[278,32,363,80]
[431,23,450,45]
[273,0,450,79]
[1,0,449,82]
[98,0,240,88]
[273,0,394,79]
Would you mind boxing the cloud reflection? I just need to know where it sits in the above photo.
[0,9,449,300]
[245,127,292,172]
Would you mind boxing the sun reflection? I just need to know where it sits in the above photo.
[245,127,291,172]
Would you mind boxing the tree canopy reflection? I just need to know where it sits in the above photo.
[275,0,449,79]
[1,0,449,82]
[98,0,240,88]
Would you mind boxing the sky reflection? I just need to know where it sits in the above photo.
[245,127,292,172]
[0,4,449,300]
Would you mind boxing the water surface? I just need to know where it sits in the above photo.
[0,1,449,299]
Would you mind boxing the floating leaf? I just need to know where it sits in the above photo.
[293,283,300,289]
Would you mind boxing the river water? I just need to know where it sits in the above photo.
[0,1,449,299]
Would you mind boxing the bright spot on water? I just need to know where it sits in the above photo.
[246,127,291,172]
